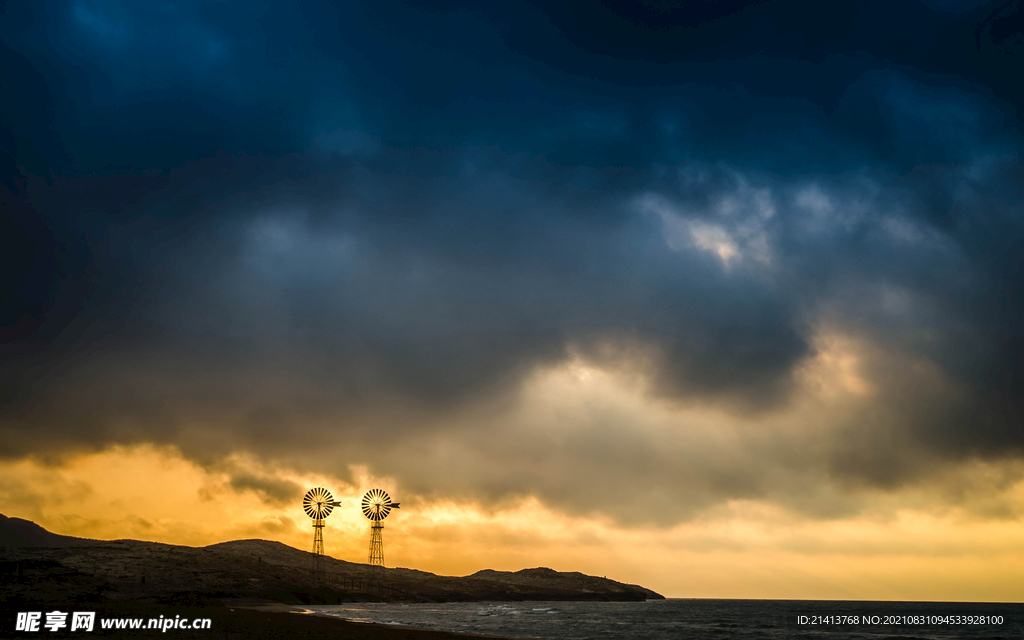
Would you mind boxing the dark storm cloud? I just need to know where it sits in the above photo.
[2,0,1023,519]
[227,470,303,506]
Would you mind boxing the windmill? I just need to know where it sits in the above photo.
[361,489,399,586]
[302,487,340,584]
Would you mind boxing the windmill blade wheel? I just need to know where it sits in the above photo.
[361,488,393,521]
[303,487,336,519]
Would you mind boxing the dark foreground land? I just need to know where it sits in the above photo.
[1,514,661,638]
[0,602,503,640]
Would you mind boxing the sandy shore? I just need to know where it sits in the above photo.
[1,602,511,639]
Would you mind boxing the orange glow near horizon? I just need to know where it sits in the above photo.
[1,327,1019,602]
[3,445,1024,602]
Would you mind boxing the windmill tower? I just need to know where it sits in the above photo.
[303,487,340,584]
[361,489,399,587]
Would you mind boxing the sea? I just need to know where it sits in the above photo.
[305,599,1024,639]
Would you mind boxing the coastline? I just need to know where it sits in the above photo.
[1,601,514,640]
[238,601,514,639]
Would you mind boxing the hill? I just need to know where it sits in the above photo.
[0,515,663,605]
[0,514,95,548]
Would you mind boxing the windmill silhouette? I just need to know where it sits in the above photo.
[361,489,399,587]
[302,487,340,584]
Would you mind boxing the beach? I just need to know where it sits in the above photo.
[1,602,509,640]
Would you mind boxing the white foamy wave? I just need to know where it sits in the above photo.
[476,604,521,616]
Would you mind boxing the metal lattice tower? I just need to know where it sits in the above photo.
[312,518,325,581]
[303,487,340,585]
[368,522,384,565]
[361,489,399,588]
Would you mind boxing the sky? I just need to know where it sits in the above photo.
[1,0,1023,600]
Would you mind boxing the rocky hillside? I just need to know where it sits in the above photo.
[0,515,663,605]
